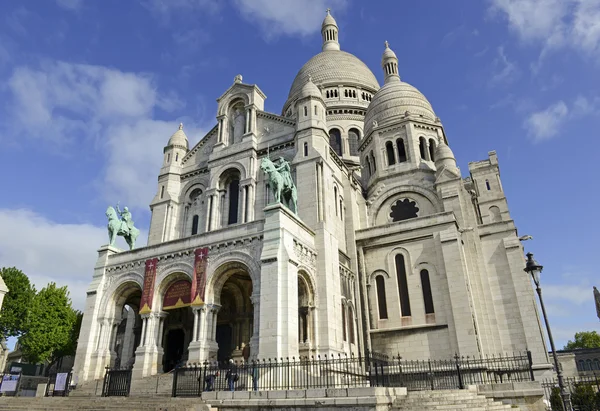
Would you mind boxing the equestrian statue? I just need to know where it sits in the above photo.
[260,156,298,214]
[105,203,140,250]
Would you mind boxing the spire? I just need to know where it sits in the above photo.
[167,122,189,150]
[381,41,400,84]
[321,9,340,51]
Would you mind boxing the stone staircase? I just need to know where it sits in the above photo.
[0,397,216,411]
[393,390,515,410]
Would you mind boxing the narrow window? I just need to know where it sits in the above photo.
[191,215,199,235]
[397,138,407,162]
[314,105,317,115]
[342,303,347,341]
[352,90,356,98]
[419,137,427,160]
[485,180,491,191]
[348,128,360,156]
[167,153,171,163]
[228,179,239,224]
[348,308,355,344]
[339,198,343,220]
[344,89,348,98]
[334,186,338,216]
[395,254,411,317]
[175,153,179,162]
[303,142,308,157]
[329,128,342,156]
[386,141,396,166]
[326,90,330,98]
[586,360,593,371]
[578,360,585,371]
[371,151,376,172]
[366,157,372,177]
[594,359,600,370]
[160,186,165,199]
[335,90,338,97]
[420,269,434,314]
[428,139,436,161]
[303,106,307,116]
[375,275,388,319]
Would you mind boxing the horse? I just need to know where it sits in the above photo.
[260,157,298,213]
[105,206,140,250]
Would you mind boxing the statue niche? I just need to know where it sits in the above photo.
[229,103,246,144]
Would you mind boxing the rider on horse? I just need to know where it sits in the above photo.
[274,157,293,189]
[116,203,134,232]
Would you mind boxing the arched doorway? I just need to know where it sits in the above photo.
[215,270,253,362]
[110,283,142,369]
[298,272,315,355]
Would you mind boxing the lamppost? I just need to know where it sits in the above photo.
[524,252,573,411]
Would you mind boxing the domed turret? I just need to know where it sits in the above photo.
[300,75,322,99]
[321,8,340,51]
[364,42,436,137]
[167,123,189,150]
[434,139,459,176]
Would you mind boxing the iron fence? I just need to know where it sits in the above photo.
[101,367,132,397]
[542,375,600,411]
[172,350,533,397]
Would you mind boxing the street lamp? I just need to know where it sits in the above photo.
[524,252,573,411]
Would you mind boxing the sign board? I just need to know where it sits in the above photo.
[10,366,21,374]
[139,258,159,314]
[162,280,192,310]
[55,373,68,391]
[0,374,19,393]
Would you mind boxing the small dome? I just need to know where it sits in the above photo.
[434,140,459,175]
[167,123,189,150]
[300,76,321,99]
[382,41,397,62]
[322,9,338,28]
[364,81,436,137]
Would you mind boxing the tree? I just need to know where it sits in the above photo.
[564,331,600,350]
[0,267,36,339]
[20,283,77,364]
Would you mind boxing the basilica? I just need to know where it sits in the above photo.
[73,11,551,382]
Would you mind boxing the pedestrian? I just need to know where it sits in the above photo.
[225,359,238,392]
[251,361,259,391]
[202,369,218,392]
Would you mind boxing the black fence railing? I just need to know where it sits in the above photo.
[542,375,600,411]
[45,371,73,397]
[102,367,132,397]
[172,351,534,397]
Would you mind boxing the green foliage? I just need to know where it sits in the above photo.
[550,387,562,411]
[0,267,36,338]
[564,331,600,350]
[20,283,77,364]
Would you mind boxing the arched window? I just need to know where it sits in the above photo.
[228,178,240,224]
[344,89,348,97]
[303,106,308,116]
[329,128,342,156]
[489,206,501,222]
[395,254,411,317]
[578,360,585,371]
[334,186,338,216]
[326,90,330,98]
[191,215,199,235]
[586,359,593,371]
[334,89,338,97]
[339,198,343,220]
[594,359,600,370]
[352,90,356,98]
[348,307,355,344]
[314,105,318,115]
[419,137,427,160]
[386,141,396,166]
[167,153,171,163]
[375,275,388,319]
[175,153,179,162]
[485,179,491,190]
[420,269,434,314]
[366,157,372,177]
[428,139,436,161]
[348,128,360,156]
[304,142,308,157]
[371,151,376,172]
[397,138,407,162]
[342,302,347,341]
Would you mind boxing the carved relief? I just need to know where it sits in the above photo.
[293,240,317,268]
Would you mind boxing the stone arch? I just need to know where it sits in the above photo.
[211,164,246,189]
[369,185,442,227]
[368,269,390,285]
[155,269,193,311]
[205,251,260,305]
[218,94,250,117]
[297,270,315,307]
[387,246,413,274]
[99,272,144,319]
[489,205,502,222]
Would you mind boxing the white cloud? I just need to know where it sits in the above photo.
[56,0,82,10]
[489,0,600,60]
[0,209,146,311]
[524,95,599,141]
[524,100,568,141]
[232,0,349,38]
[491,46,519,84]
[4,61,205,210]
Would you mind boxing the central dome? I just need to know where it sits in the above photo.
[286,50,380,105]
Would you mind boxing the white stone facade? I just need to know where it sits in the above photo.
[73,11,551,383]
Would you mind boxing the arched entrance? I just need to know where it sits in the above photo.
[110,282,142,369]
[215,270,253,362]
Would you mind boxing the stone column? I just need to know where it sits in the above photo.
[244,108,250,134]
[247,184,255,222]
[240,184,247,223]
[120,309,136,367]
[133,313,161,379]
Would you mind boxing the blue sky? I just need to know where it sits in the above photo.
[0,0,599,350]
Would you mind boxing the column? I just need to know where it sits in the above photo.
[120,310,136,366]
[244,108,250,134]
[240,185,247,223]
[206,195,213,231]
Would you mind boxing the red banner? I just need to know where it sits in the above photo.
[190,247,209,305]
[162,280,192,310]
[139,258,158,314]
